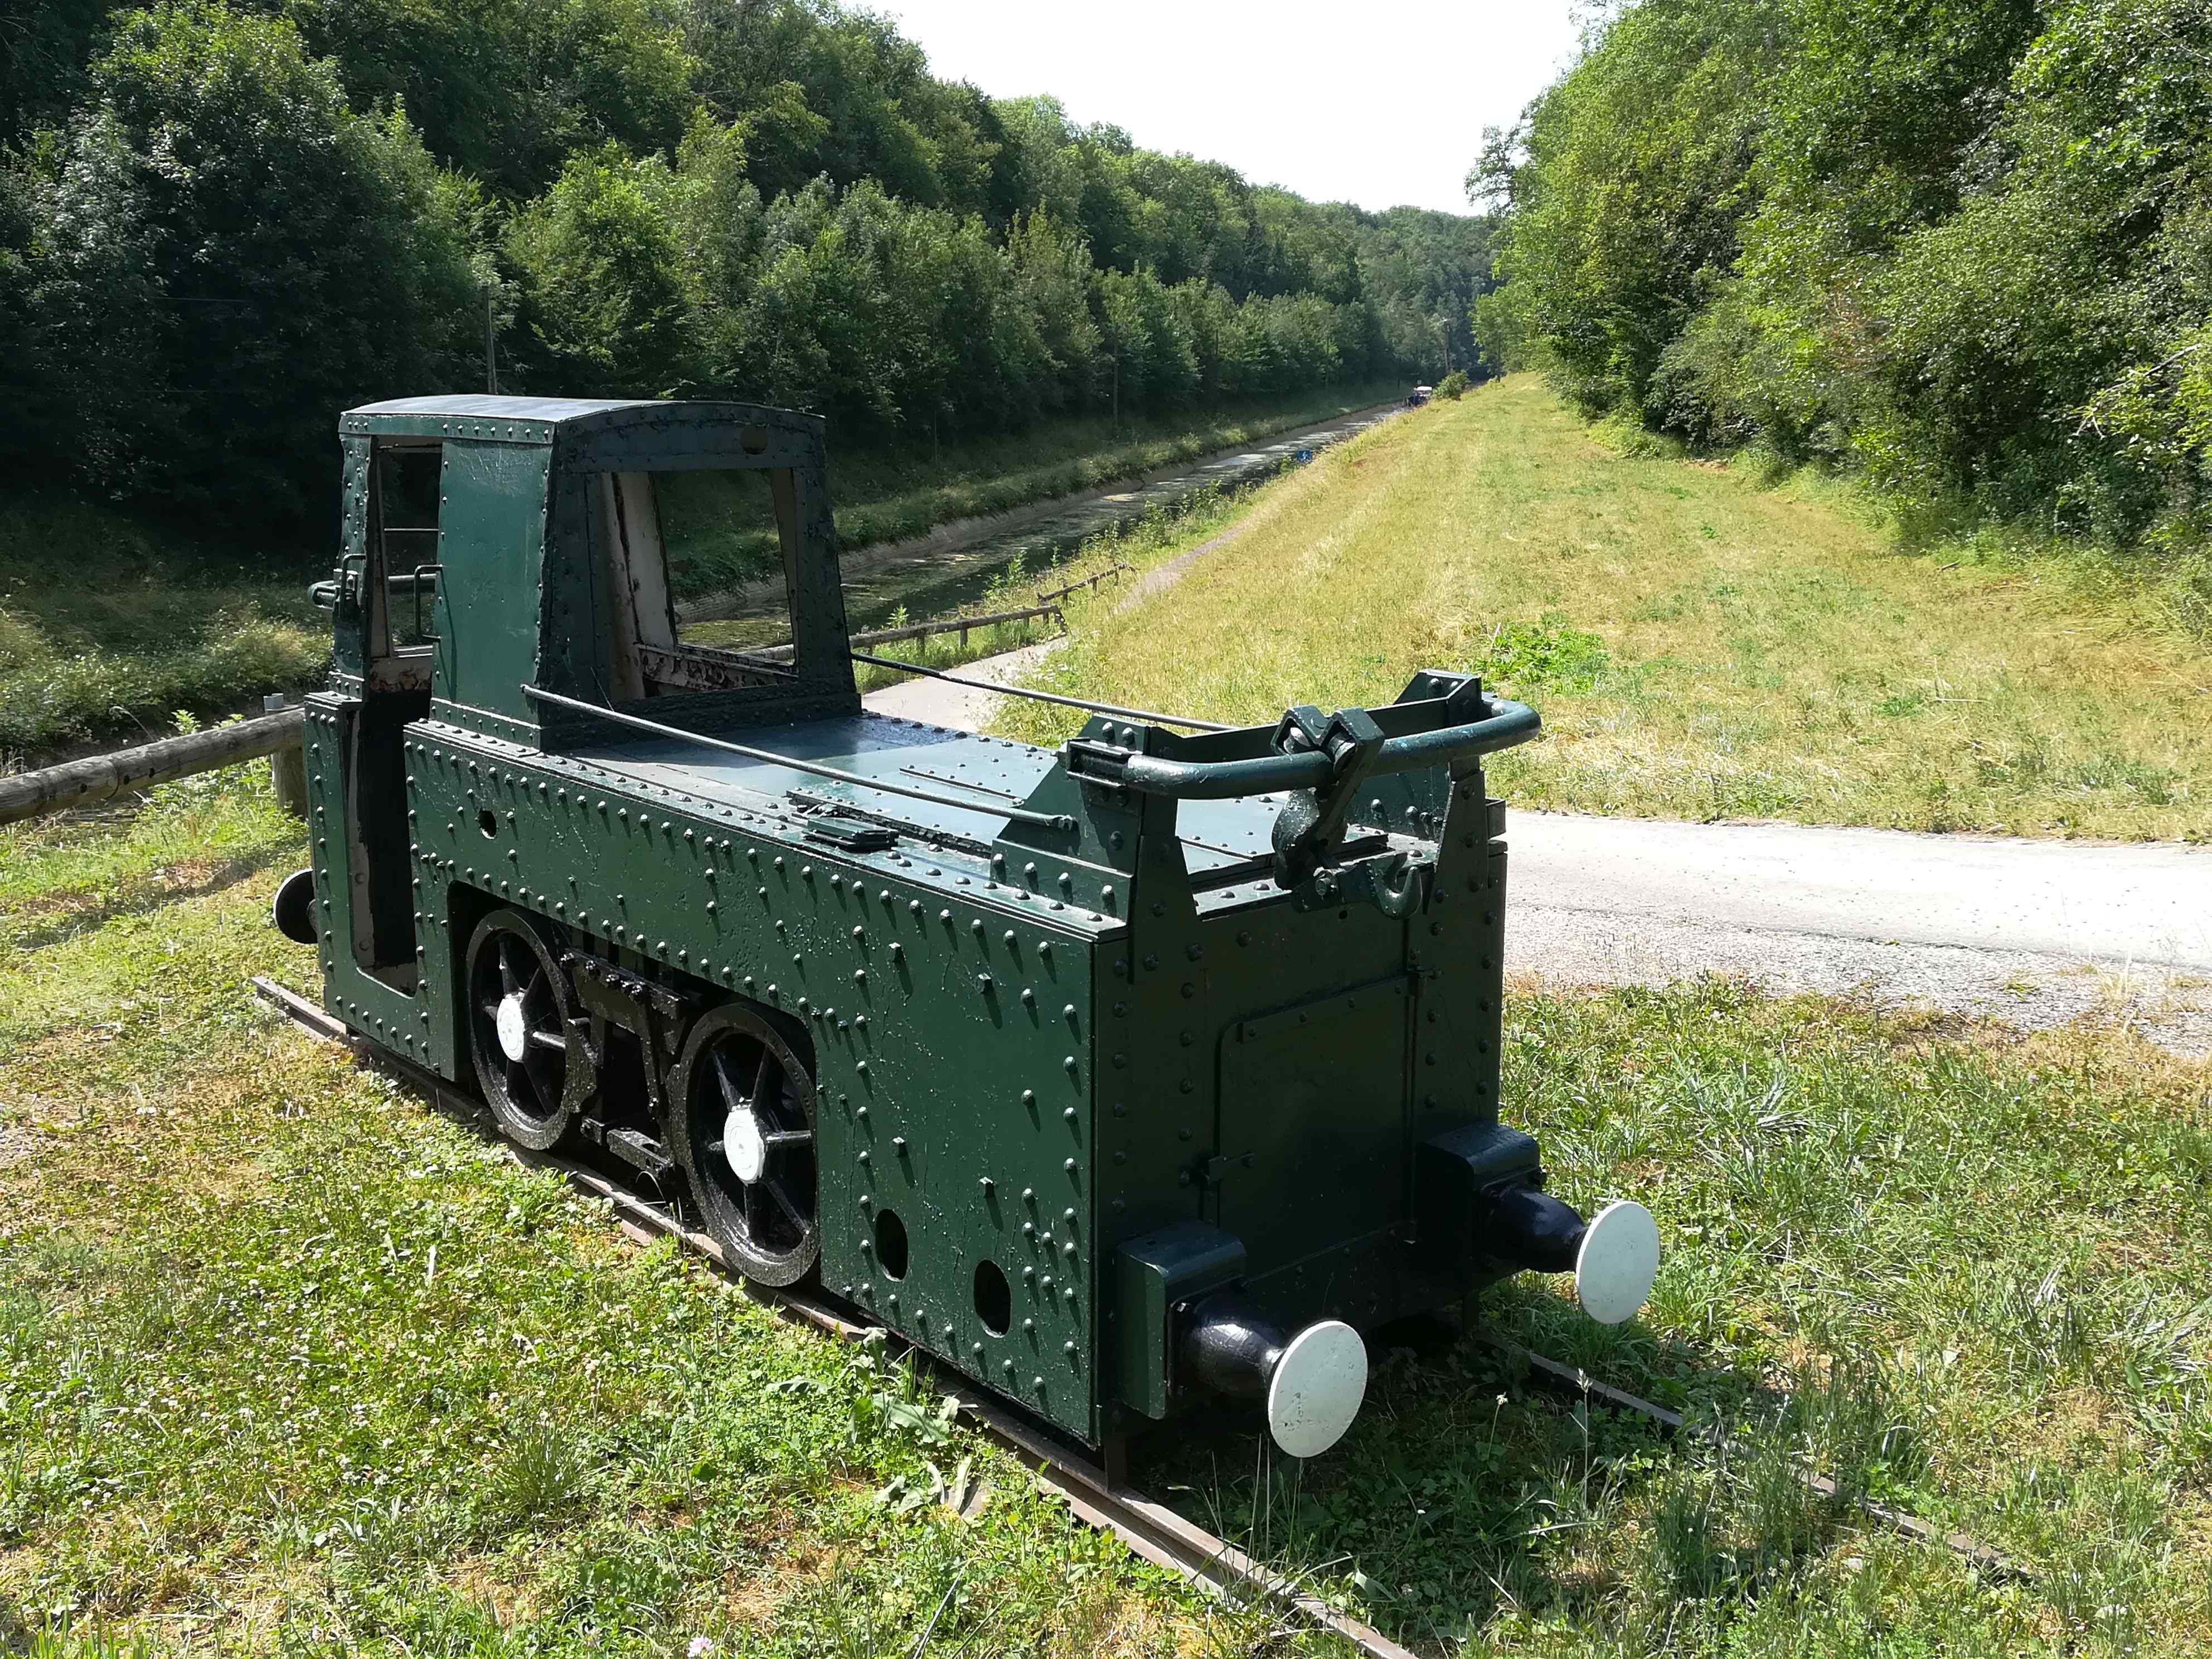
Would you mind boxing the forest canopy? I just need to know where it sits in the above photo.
[1475,0,2212,556]
[0,0,1489,536]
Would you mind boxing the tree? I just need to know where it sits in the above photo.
[275,0,694,197]
[0,0,109,142]
[30,2,482,530]
[506,143,697,396]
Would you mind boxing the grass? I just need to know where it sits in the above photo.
[0,384,1398,770]
[0,497,329,766]
[7,765,2211,1655]
[1152,986,2212,1652]
[993,375,2212,841]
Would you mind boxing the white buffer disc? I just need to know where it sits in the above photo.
[1266,1320,1368,1458]
[724,1107,768,1183]
[494,993,530,1063]
[1574,1199,1659,1325]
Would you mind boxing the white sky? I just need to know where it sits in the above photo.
[874,1,1587,216]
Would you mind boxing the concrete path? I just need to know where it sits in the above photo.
[861,640,1065,730]
[1507,812,2211,1052]
[866,662,2212,1052]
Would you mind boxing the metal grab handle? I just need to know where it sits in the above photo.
[309,567,436,611]
[1105,699,1540,801]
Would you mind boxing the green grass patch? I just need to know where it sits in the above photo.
[6,774,2211,1653]
[1137,982,2212,1650]
[0,496,330,766]
[995,376,2212,840]
[0,781,1253,1658]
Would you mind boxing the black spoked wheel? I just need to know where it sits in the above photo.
[670,1004,818,1287]
[465,911,576,1151]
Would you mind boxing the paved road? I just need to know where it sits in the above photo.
[866,668,2212,1052]
[1505,812,2210,1051]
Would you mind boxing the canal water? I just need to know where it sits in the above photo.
[683,402,1403,649]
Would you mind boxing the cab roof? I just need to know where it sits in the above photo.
[346,395,658,427]
[338,395,823,452]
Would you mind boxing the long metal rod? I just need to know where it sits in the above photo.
[850,649,1236,733]
[249,976,1418,1659]
[1117,700,1540,799]
[522,684,1076,832]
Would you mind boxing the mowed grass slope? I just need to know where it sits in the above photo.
[6,774,2211,1654]
[998,376,2212,840]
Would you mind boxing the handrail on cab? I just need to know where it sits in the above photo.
[1084,697,1541,801]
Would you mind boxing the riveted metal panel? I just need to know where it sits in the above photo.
[397,722,1102,1440]
[432,442,553,733]
[302,695,435,1065]
[1215,974,1411,1272]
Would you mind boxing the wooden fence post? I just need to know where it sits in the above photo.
[265,693,309,817]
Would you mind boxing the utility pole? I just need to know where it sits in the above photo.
[486,286,498,394]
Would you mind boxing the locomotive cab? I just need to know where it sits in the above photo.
[282,394,1656,1464]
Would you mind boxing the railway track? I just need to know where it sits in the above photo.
[251,973,2019,1657]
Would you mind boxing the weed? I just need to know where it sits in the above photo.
[1474,615,1614,695]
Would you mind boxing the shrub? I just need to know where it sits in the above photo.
[1434,370,1469,400]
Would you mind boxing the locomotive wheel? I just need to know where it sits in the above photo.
[670,1003,819,1287]
[465,910,576,1151]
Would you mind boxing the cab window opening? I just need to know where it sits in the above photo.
[594,467,808,698]
[370,439,443,652]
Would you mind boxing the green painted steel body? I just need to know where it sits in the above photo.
[299,395,1550,1450]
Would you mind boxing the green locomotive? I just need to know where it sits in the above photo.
[273,395,1656,1463]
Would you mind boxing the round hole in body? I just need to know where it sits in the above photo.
[973,1259,1011,1335]
[478,809,498,838]
[873,1207,909,1280]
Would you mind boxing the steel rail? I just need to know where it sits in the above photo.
[1480,1337,2025,1579]
[849,649,1236,733]
[522,684,1078,832]
[250,974,2027,1618]
[248,975,1420,1658]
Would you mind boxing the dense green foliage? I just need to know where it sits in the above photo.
[0,0,1486,539]
[1477,0,2212,556]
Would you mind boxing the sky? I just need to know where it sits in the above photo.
[873,1,1587,216]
